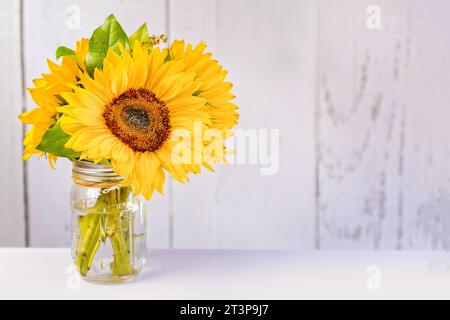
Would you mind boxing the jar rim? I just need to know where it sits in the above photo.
[72,160,124,185]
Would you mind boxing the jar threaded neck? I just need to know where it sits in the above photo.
[72,160,124,187]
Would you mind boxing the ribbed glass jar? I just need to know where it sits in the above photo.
[70,160,147,284]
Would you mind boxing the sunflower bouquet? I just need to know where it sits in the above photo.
[19,15,238,282]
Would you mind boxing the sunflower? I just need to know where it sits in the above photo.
[19,39,89,167]
[168,40,239,169]
[59,42,212,199]
[169,41,238,130]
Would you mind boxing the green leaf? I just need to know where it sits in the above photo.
[55,46,83,68]
[56,46,75,60]
[36,121,81,159]
[86,14,131,76]
[129,23,150,45]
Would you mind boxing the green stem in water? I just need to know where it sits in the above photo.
[107,187,132,276]
[75,213,101,277]
[75,186,132,277]
[107,212,131,275]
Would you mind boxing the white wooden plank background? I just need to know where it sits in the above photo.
[400,0,450,250]
[317,0,406,249]
[1,0,449,250]
[0,0,26,246]
[317,0,450,249]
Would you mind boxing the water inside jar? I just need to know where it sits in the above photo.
[71,199,147,283]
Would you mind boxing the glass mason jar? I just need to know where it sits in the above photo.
[70,160,147,283]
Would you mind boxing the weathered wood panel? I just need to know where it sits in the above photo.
[170,0,318,249]
[23,0,170,248]
[9,0,449,250]
[401,0,450,250]
[317,0,408,249]
[0,0,26,247]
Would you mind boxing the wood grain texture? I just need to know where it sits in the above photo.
[317,0,408,249]
[23,0,170,248]
[400,0,450,250]
[0,0,26,246]
[6,0,449,250]
[170,0,317,249]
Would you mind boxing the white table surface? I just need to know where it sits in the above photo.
[0,249,450,299]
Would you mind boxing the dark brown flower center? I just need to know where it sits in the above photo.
[103,88,171,153]
[123,106,151,130]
